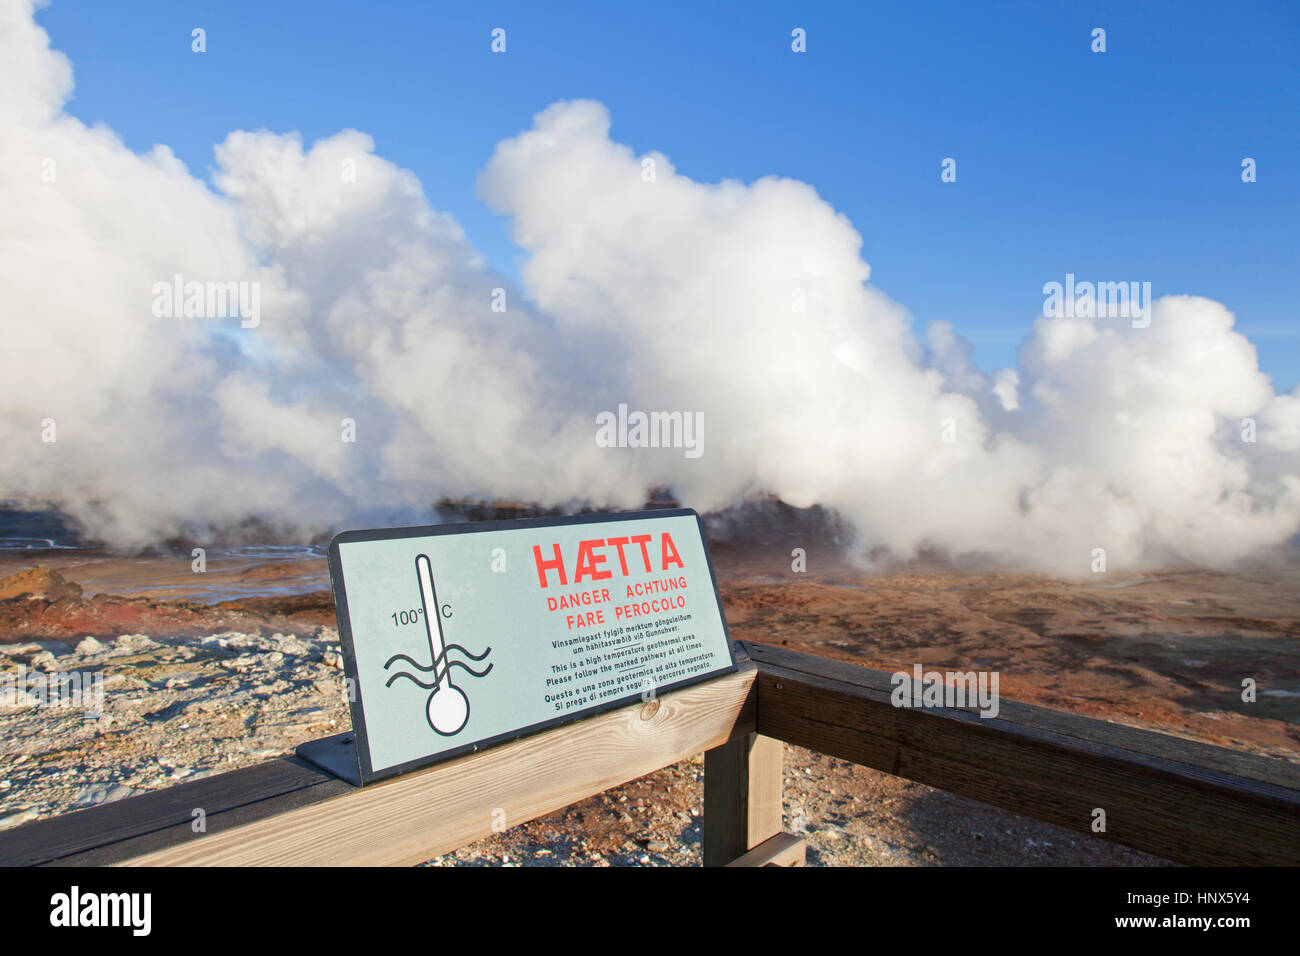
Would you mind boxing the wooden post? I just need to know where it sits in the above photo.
[702,731,784,866]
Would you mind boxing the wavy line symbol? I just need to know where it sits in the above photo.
[383,554,493,736]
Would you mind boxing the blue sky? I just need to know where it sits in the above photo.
[36,0,1300,389]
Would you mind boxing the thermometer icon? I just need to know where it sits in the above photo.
[415,553,470,735]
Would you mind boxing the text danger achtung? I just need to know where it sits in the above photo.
[533,531,690,630]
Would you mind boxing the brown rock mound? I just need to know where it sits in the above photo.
[0,566,83,602]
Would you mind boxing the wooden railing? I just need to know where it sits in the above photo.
[2,641,1296,866]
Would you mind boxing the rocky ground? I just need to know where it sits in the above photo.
[421,749,1169,867]
[0,626,347,832]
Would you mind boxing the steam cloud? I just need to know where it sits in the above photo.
[3,0,1298,573]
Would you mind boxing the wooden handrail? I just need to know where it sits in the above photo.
[2,642,1296,866]
[743,641,1300,866]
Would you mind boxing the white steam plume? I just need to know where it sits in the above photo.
[2,1,1297,573]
